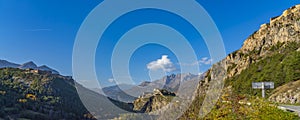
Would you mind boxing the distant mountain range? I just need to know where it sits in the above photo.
[0,60,59,74]
[100,73,203,102]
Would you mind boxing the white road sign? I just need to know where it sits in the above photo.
[252,82,275,98]
[252,82,274,89]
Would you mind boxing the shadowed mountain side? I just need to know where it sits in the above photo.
[101,73,202,103]
[0,68,135,119]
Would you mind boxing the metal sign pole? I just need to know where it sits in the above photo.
[252,82,274,98]
[262,82,265,98]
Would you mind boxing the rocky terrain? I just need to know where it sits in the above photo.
[179,4,300,119]
[225,4,300,78]
[133,89,176,113]
[269,80,300,104]
[198,4,300,98]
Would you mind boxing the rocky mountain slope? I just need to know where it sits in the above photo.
[179,4,300,119]
[133,89,176,113]
[269,80,300,104]
[226,4,300,79]
[192,5,300,98]
[0,60,59,74]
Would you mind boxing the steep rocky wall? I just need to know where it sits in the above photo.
[226,5,300,78]
[194,4,300,104]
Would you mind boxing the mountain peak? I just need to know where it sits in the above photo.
[19,61,38,69]
[0,59,20,68]
[139,81,151,87]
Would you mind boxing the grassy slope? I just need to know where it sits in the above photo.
[179,42,300,119]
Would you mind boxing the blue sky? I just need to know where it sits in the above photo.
[0,1,299,87]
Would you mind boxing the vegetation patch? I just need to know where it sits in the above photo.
[204,95,299,120]
[0,68,93,119]
[226,42,300,97]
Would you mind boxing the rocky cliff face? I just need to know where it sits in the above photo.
[177,5,300,119]
[191,6,300,97]
[224,5,300,78]
[189,4,300,115]
[133,89,175,113]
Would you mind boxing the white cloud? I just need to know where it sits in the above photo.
[198,72,204,76]
[108,78,114,83]
[147,55,176,72]
[198,57,212,65]
[178,61,199,66]
[24,29,52,32]
[179,57,212,66]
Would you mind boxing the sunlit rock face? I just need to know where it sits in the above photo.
[222,5,300,79]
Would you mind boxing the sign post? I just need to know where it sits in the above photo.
[252,82,274,98]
